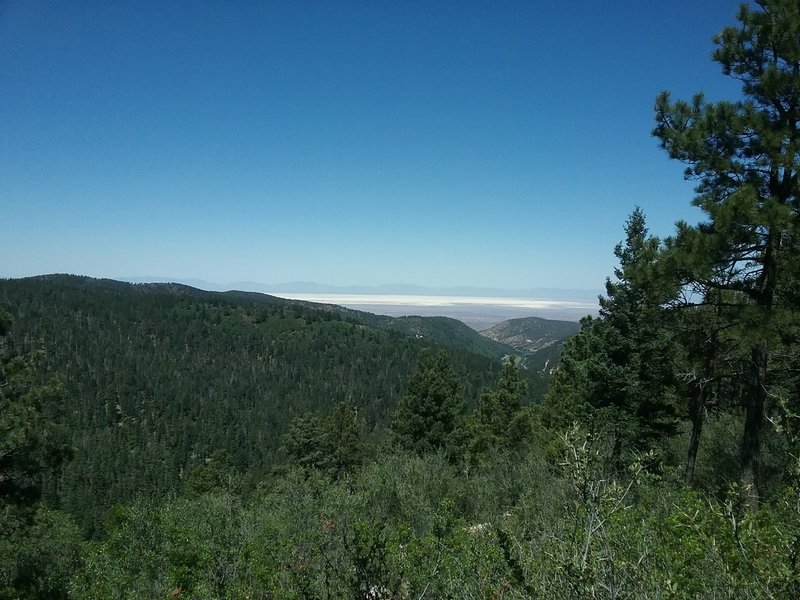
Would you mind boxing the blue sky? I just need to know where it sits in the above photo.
[1,0,744,291]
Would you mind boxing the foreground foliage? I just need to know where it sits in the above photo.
[9,438,794,599]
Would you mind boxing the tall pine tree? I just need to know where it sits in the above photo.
[653,0,800,504]
[543,209,679,459]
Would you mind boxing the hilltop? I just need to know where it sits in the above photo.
[480,316,581,372]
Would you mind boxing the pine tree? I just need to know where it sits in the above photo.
[470,356,528,457]
[543,209,679,459]
[283,413,328,471]
[324,403,367,479]
[283,403,366,478]
[184,449,241,496]
[390,350,466,458]
[653,0,800,503]
[0,308,71,511]
[0,308,76,598]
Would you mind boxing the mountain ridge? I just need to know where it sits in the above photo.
[7,274,581,370]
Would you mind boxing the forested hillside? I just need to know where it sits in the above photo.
[0,275,543,534]
[370,314,518,361]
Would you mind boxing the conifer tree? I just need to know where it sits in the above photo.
[653,0,800,503]
[324,403,367,478]
[0,308,70,511]
[184,449,241,496]
[283,403,366,478]
[283,413,328,471]
[470,356,528,456]
[390,349,466,458]
[543,209,679,458]
[0,309,76,598]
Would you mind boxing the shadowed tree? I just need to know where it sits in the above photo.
[0,308,71,512]
[283,403,366,478]
[0,308,76,598]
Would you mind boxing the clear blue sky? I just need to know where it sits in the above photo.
[1,0,744,291]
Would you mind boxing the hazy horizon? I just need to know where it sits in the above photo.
[118,275,599,326]
[269,292,596,328]
[119,274,601,296]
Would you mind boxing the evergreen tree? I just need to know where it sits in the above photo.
[470,356,529,457]
[0,308,70,512]
[669,286,752,484]
[653,0,800,503]
[0,309,76,598]
[283,413,329,472]
[543,209,679,458]
[283,403,366,478]
[390,350,466,458]
[324,403,367,479]
[184,449,241,496]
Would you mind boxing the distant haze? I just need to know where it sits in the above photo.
[270,292,597,329]
[121,277,599,328]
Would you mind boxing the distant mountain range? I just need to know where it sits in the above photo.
[118,277,599,326]
[225,283,584,373]
[343,312,519,362]
[119,276,600,302]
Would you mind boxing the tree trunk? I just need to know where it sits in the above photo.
[741,343,767,509]
[685,376,707,484]
[740,229,778,508]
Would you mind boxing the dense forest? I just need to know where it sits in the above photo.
[3,1,800,597]
[0,275,547,536]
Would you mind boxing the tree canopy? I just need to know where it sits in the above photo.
[390,349,467,458]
